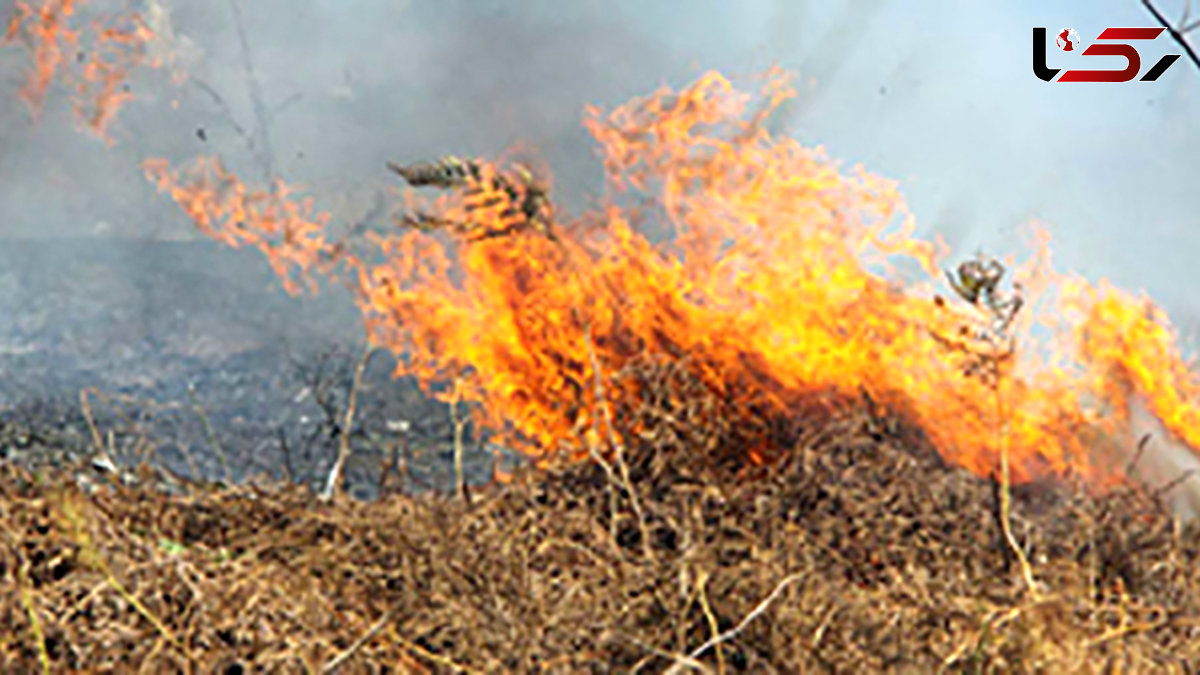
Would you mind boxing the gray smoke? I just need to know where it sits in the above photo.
[3,1,1197,274]
[1129,399,1200,520]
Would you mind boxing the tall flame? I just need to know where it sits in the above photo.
[144,70,1200,488]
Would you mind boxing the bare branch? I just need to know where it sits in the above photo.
[450,376,471,503]
[585,325,653,561]
[664,572,806,673]
[321,608,398,673]
[320,344,374,501]
[1142,0,1200,71]
[228,0,278,184]
[189,78,252,144]
[269,92,303,123]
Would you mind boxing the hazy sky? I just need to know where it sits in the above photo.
[1,0,1197,323]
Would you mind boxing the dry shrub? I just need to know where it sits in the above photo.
[1,357,1199,672]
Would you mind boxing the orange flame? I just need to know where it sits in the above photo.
[4,0,157,141]
[144,70,1200,488]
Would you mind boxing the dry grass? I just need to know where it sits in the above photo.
[1,358,1199,673]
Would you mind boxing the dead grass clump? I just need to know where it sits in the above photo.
[1,358,1199,672]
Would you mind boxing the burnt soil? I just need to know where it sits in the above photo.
[1,240,1199,673]
[0,238,502,498]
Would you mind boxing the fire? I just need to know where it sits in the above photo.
[144,70,1200,488]
[4,0,158,141]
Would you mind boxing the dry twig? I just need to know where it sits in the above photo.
[1141,0,1200,71]
[584,325,653,560]
[450,376,471,503]
[320,607,397,673]
[80,389,115,475]
[665,572,806,673]
[320,343,374,501]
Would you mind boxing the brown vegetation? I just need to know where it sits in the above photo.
[2,360,1198,673]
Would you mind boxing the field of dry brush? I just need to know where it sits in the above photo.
[2,365,1198,673]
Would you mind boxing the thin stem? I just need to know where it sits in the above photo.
[451,376,470,502]
[993,372,1038,598]
[320,344,373,501]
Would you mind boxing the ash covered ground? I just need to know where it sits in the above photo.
[0,237,501,498]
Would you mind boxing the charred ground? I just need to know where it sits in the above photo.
[0,237,501,499]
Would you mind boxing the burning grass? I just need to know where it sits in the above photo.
[7,36,1200,670]
[87,67,1200,671]
[143,69,1200,496]
[1,374,1199,672]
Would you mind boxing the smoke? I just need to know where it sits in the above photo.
[4,1,1197,269]
[1129,399,1200,520]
